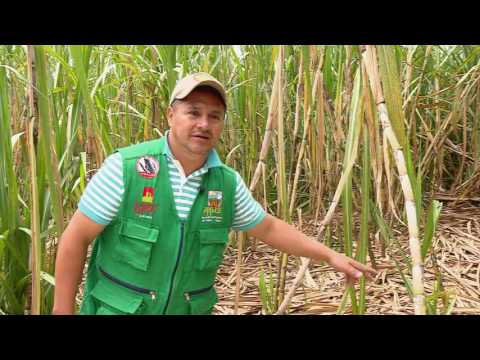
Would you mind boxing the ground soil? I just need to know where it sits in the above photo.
[213,201,480,315]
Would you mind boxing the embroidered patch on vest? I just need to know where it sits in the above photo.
[201,191,223,223]
[142,187,154,203]
[134,187,157,218]
[134,202,157,214]
[136,156,159,179]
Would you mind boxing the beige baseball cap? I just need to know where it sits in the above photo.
[169,72,227,109]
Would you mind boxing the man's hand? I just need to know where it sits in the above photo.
[325,252,377,285]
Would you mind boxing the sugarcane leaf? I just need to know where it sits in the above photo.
[0,230,7,260]
[393,258,414,300]
[370,200,393,248]
[258,268,273,315]
[421,200,442,260]
[11,132,24,148]
[40,271,55,287]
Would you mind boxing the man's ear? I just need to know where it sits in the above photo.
[167,105,174,127]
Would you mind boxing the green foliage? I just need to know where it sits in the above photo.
[258,265,277,315]
[422,200,442,260]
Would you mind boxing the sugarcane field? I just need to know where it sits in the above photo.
[1,45,480,315]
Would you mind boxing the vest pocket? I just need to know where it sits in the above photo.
[115,221,159,271]
[196,228,229,271]
[185,286,217,315]
[90,276,145,315]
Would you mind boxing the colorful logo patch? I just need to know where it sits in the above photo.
[202,191,223,223]
[208,191,222,209]
[134,186,157,216]
[136,156,159,179]
[142,187,154,203]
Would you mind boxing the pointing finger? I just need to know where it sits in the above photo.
[350,259,377,276]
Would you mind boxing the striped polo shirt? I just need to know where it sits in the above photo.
[78,132,266,231]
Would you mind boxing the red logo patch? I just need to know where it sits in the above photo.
[142,187,154,203]
[134,203,157,214]
[134,187,157,214]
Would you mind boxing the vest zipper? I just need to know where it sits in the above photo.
[184,285,214,301]
[99,266,157,301]
[162,221,185,314]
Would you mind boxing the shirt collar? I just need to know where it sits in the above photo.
[163,130,223,169]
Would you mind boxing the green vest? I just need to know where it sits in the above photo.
[80,136,237,315]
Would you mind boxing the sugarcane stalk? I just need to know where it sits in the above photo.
[27,114,41,315]
[360,45,425,315]
[275,133,361,314]
[274,45,289,308]
[286,52,303,192]
[25,45,37,315]
[33,46,65,273]
[234,46,282,314]
[288,57,322,217]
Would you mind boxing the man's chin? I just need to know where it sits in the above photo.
[189,146,212,156]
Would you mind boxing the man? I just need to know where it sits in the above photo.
[53,72,376,315]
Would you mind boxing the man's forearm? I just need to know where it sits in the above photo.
[248,214,337,263]
[52,235,89,314]
[248,214,377,287]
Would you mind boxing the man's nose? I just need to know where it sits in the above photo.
[196,114,209,128]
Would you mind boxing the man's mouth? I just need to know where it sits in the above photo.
[192,134,210,140]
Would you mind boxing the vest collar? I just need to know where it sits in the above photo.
[161,130,223,170]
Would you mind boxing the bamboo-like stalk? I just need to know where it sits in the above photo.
[275,122,362,314]
[233,231,245,315]
[361,60,382,211]
[357,128,371,314]
[27,114,41,315]
[450,97,468,193]
[286,52,304,198]
[342,45,354,134]
[473,81,480,175]
[33,46,65,265]
[0,62,23,314]
[288,57,322,216]
[247,65,281,192]
[342,67,364,314]
[26,46,39,145]
[361,45,426,315]
[314,71,326,221]
[25,46,42,314]
[402,46,416,107]
[234,46,281,314]
[274,46,289,308]
[24,45,36,314]
[362,62,385,257]
[382,131,401,222]
[433,76,444,191]
[283,47,322,307]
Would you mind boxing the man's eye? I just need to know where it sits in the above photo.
[189,111,199,116]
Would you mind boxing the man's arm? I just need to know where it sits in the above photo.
[52,210,105,315]
[247,214,377,284]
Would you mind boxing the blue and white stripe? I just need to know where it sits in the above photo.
[79,145,265,231]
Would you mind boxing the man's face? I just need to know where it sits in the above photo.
[167,88,225,157]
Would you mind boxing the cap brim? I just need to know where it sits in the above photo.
[171,80,227,108]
